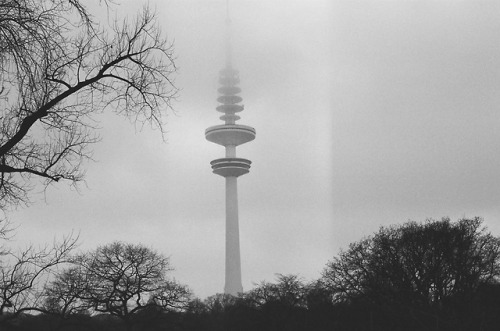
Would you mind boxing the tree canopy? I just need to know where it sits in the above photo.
[44,242,191,323]
[322,217,500,329]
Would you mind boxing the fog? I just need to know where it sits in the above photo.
[10,0,500,298]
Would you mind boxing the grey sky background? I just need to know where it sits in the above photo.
[9,0,500,298]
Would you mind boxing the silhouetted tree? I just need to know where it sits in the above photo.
[322,217,500,330]
[246,274,307,309]
[303,280,336,331]
[199,293,255,331]
[42,266,91,317]
[203,293,241,314]
[240,274,308,331]
[149,280,192,311]
[0,234,78,324]
[0,0,176,211]
[44,242,190,330]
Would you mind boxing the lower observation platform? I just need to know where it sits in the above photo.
[210,158,252,177]
[205,124,256,147]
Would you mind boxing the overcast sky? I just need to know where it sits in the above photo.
[9,0,500,298]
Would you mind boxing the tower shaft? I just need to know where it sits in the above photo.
[224,176,243,294]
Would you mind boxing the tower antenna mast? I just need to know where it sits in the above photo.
[225,0,232,67]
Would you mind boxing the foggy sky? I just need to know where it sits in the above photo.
[10,0,500,298]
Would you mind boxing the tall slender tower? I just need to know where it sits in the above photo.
[205,5,255,295]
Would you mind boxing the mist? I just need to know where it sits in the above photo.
[9,0,500,299]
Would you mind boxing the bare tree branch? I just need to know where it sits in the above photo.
[0,0,177,211]
[0,233,79,320]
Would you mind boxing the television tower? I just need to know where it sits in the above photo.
[205,2,256,295]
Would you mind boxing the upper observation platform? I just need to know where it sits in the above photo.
[205,124,256,147]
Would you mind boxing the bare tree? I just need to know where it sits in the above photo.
[43,242,191,328]
[0,0,177,211]
[42,265,91,317]
[321,217,500,328]
[245,274,307,310]
[81,242,172,318]
[150,280,192,312]
[0,234,78,322]
[202,292,241,314]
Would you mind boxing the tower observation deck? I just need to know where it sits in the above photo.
[205,6,255,295]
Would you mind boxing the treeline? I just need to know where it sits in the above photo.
[2,217,500,331]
